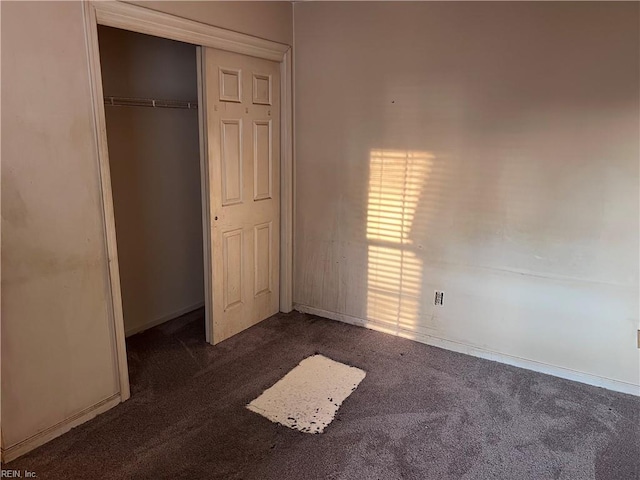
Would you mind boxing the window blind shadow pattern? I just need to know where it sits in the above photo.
[366,149,433,332]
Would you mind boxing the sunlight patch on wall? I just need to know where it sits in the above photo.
[367,150,433,331]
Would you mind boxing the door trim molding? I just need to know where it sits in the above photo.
[83,1,131,401]
[93,1,289,61]
[83,0,294,407]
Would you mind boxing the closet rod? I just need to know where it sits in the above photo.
[104,96,198,110]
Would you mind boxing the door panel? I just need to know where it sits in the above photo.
[220,119,243,205]
[254,222,272,296]
[252,74,272,105]
[205,48,280,344]
[222,229,243,310]
[253,120,272,200]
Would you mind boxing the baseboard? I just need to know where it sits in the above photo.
[294,304,640,397]
[1,393,121,463]
[125,301,205,337]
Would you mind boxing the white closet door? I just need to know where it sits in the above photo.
[204,47,280,344]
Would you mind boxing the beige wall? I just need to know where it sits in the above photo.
[1,0,292,457]
[1,1,119,449]
[294,2,640,391]
[99,26,204,336]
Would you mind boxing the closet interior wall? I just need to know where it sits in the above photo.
[98,26,204,336]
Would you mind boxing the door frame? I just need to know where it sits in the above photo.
[83,1,294,401]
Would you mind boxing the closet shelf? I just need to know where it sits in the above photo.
[104,96,198,110]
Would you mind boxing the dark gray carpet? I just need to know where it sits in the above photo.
[7,310,640,479]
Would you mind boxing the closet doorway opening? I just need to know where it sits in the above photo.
[97,26,208,389]
[85,0,293,403]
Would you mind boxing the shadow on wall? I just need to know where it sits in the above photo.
[366,149,435,334]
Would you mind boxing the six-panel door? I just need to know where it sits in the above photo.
[205,48,280,344]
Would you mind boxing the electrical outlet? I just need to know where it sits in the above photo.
[434,290,444,306]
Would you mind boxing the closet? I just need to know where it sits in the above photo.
[97,26,205,338]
